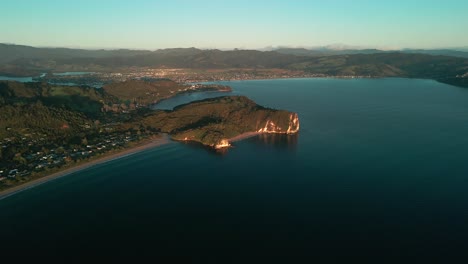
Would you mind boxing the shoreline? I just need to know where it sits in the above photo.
[0,134,171,201]
[228,132,262,143]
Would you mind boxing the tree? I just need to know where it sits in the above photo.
[56,147,65,154]
[13,153,27,165]
[42,146,50,155]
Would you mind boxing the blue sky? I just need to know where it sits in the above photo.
[1,0,467,50]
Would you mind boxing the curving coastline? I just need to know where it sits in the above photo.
[214,113,300,149]
[0,135,171,201]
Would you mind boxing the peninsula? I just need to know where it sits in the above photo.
[0,79,299,193]
[141,96,300,149]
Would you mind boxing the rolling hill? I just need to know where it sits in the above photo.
[1,43,467,88]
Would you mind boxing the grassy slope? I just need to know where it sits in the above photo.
[141,96,295,147]
[0,81,109,117]
[102,79,185,105]
[0,81,104,139]
[0,102,91,139]
[288,53,468,78]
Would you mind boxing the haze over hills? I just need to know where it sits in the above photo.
[0,44,306,70]
[3,1,468,259]
[0,43,152,64]
[2,43,468,64]
[273,48,386,57]
[1,43,467,88]
[273,47,468,59]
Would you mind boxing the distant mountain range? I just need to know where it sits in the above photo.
[0,44,307,73]
[2,43,468,64]
[0,43,152,64]
[274,47,468,58]
[0,43,467,88]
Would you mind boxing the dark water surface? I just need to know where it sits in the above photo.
[2,78,468,260]
[0,75,34,82]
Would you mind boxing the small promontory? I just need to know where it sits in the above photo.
[103,79,231,107]
[142,96,299,148]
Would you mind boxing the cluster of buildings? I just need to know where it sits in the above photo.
[116,68,325,83]
[35,68,380,90]
[39,68,334,87]
[0,133,141,184]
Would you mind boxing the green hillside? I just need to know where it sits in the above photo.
[141,96,299,148]
[1,44,467,88]
[0,81,109,117]
[288,52,468,78]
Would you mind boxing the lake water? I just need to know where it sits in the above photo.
[0,75,34,82]
[1,78,468,260]
[152,90,235,110]
[53,71,94,76]
[0,72,93,83]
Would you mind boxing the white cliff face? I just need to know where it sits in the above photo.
[257,120,282,133]
[257,113,300,134]
[287,113,300,134]
[216,113,299,149]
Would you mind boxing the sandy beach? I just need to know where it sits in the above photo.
[0,134,171,201]
[228,132,261,142]
[0,132,267,200]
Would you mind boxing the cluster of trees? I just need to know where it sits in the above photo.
[141,96,293,146]
[0,101,92,139]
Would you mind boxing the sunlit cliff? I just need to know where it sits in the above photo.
[141,96,300,149]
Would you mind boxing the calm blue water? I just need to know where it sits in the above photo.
[53,71,95,76]
[0,75,34,82]
[152,91,233,110]
[2,78,468,260]
[0,72,93,85]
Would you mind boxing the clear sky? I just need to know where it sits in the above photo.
[1,0,467,50]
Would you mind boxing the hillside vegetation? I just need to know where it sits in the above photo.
[103,79,185,106]
[0,101,92,140]
[288,53,468,78]
[141,96,299,147]
[0,81,109,117]
[0,79,298,190]
[1,44,467,88]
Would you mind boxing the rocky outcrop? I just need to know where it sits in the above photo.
[257,113,300,134]
[214,139,231,149]
[142,96,300,149]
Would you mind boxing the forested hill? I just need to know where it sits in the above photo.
[0,81,109,117]
[0,43,152,64]
[286,52,468,87]
[274,47,468,58]
[1,44,467,88]
[1,48,307,70]
[141,96,299,148]
[287,52,468,78]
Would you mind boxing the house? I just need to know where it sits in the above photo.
[8,169,18,178]
[19,170,30,177]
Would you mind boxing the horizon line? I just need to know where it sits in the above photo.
[1,42,468,52]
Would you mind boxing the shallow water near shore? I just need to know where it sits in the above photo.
[2,78,468,259]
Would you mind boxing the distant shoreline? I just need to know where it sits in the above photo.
[0,135,171,201]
